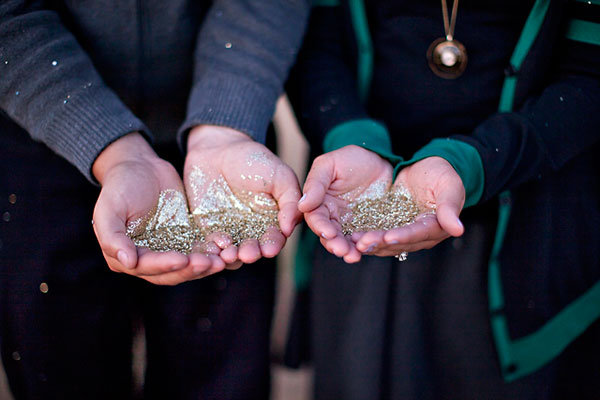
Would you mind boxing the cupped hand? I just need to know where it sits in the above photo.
[353,156,465,257]
[92,132,216,285]
[183,125,302,267]
[298,145,395,263]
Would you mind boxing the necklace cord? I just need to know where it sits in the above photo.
[441,0,459,41]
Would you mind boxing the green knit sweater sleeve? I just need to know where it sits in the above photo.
[322,119,403,164]
[323,120,484,208]
[394,138,485,208]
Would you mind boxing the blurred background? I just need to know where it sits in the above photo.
[0,96,314,400]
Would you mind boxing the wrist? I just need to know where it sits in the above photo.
[92,132,158,184]
[187,125,253,150]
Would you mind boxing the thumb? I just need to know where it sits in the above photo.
[434,177,465,237]
[93,194,139,270]
[271,166,302,237]
[298,156,334,213]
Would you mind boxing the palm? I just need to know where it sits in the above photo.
[299,145,393,262]
[183,125,301,265]
[352,156,466,257]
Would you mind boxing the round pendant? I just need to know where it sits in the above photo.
[426,38,467,79]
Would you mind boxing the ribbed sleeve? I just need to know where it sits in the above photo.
[0,2,149,182]
[179,0,310,147]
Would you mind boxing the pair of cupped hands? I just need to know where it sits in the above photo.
[92,125,466,285]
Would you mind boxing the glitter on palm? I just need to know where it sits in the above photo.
[126,167,280,253]
[341,184,421,235]
[126,190,199,254]
[190,166,279,246]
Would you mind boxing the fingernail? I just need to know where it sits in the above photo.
[298,194,307,204]
[365,245,375,253]
[117,250,131,269]
[321,232,331,240]
[388,240,399,245]
[456,217,464,229]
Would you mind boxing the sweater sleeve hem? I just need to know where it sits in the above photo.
[44,86,151,184]
[178,74,277,150]
[322,119,403,163]
[394,138,485,208]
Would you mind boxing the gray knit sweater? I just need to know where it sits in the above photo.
[0,0,309,181]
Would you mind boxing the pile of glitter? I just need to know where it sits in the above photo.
[126,169,280,253]
[126,190,200,254]
[341,184,420,236]
[189,166,279,247]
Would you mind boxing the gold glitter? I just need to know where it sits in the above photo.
[126,169,281,253]
[341,186,420,235]
[126,190,200,254]
[191,167,279,246]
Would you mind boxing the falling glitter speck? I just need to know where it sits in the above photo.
[15,91,19,96]
[51,60,58,66]
[225,42,232,49]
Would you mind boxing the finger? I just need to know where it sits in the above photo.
[205,254,227,274]
[382,214,446,245]
[93,197,138,270]
[435,185,465,237]
[225,261,244,270]
[194,240,221,255]
[259,227,286,258]
[355,230,386,253]
[205,232,233,250]
[299,156,334,213]
[238,239,262,264]
[191,241,228,275]
[319,235,351,258]
[369,239,442,256]
[135,248,189,276]
[277,200,303,238]
[349,231,366,243]
[271,166,302,237]
[219,245,239,264]
[304,206,339,241]
[342,246,363,264]
[141,266,212,286]
[188,252,213,275]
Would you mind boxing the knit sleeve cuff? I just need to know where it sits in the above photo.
[44,85,151,184]
[323,119,403,164]
[178,73,277,150]
[394,138,485,208]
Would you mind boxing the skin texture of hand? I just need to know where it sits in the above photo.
[183,125,302,266]
[298,145,395,263]
[352,156,466,258]
[92,132,219,285]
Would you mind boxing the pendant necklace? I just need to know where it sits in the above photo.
[426,0,467,79]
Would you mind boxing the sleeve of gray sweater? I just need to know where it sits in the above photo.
[178,0,310,147]
[0,0,150,182]
[1,1,309,182]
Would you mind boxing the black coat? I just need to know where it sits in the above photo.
[288,0,600,392]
